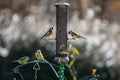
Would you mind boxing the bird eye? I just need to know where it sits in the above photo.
[68,31,70,34]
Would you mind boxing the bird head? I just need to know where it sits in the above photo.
[68,31,71,34]
[26,56,30,60]
[50,27,53,30]
[60,45,66,50]
[36,50,41,53]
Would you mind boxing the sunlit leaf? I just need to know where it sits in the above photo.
[92,68,97,75]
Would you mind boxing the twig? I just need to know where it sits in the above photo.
[33,62,40,80]
[12,60,59,78]
[13,70,24,80]
[44,60,59,78]
[34,69,38,80]
[79,75,100,80]
[13,60,49,69]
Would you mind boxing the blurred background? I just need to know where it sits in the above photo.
[0,0,120,80]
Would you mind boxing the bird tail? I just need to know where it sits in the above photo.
[40,35,45,40]
[12,60,18,63]
[80,36,87,40]
[40,36,43,40]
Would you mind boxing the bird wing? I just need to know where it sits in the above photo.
[40,29,52,39]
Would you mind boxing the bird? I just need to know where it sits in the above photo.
[56,45,66,54]
[54,45,68,63]
[68,30,86,40]
[12,56,30,64]
[35,50,44,60]
[40,27,53,39]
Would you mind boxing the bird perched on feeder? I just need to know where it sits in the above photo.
[40,27,53,39]
[12,56,30,64]
[68,30,86,40]
[56,45,66,54]
[54,45,69,63]
[35,50,44,60]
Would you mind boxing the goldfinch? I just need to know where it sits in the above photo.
[40,27,53,39]
[68,30,86,40]
[56,45,66,54]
